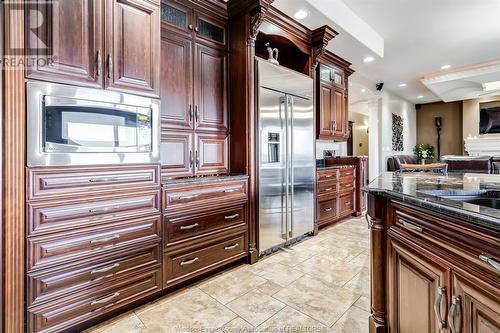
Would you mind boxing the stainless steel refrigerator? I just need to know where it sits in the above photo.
[256,58,315,254]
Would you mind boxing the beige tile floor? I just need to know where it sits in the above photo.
[84,216,370,333]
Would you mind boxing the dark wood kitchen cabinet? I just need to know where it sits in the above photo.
[105,0,160,97]
[25,0,103,87]
[316,52,353,141]
[26,0,160,97]
[160,0,229,178]
[368,198,500,333]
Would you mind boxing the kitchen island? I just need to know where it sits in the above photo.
[365,172,500,333]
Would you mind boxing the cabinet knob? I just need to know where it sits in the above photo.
[194,26,199,32]
[188,24,193,30]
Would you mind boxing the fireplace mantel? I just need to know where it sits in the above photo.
[464,135,500,156]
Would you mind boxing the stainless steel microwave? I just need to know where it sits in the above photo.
[27,81,160,166]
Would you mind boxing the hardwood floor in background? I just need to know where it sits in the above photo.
[84,216,370,333]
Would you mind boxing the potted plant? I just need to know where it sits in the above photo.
[413,144,435,164]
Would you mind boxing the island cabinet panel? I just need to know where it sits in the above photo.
[367,196,500,333]
[451,273,500,333]
[160,32,193,129]
[105,0,160,97]
[388,240,450,333]
[25,0,103,87]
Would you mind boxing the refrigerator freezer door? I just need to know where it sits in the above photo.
[258,87,288,253]
[288,95,315,238]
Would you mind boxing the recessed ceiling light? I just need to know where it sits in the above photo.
[417,95,424,99]
[399,83,407,87]
[363,56,375,63]
[441,64,451,70]
[361,88,366,93]
[293,10,308,20]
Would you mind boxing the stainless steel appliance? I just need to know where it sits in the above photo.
[256,58,315,254]
[27,81,160,166]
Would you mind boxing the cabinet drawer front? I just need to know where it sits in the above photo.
[164,233,246,286]
[317,198,337,222]
[28,165,160,200]
[317,180,338,196]
[165,205,245,246]
[28,216,161,272]
[28,243,160,307]
[338,179,355,194]
[28,190,161,236]
[339,193,354,215]
[163,180,247,211]
[339,167,355,178]
[317,170,338,182]
[28,268,161,333]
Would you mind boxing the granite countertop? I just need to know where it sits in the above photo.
[364,172,500,231]
[162,174,248,187]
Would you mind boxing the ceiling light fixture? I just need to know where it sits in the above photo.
[399,83,407,87]
[293,10,308,20]
[363,56,375,63]
[361,88,366,93]
[441,64,451,70]
[417,95,424,99]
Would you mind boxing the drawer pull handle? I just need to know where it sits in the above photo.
[224,189,236,193]
[325,175,333,178]
[180,223,199,230]
[90,234,120,244]
[399,219,423,233]
[224,243,239,250]
[448,296,462,333]
[178,194,199,200]
[324,188,333,192]
[88,206,120,214]
[344,202,351,206]
[225,214,239,220]
[365,214,373,229]
[180,257,199,266]
[479,254,500,270]
[434,286,447,329]
[88,177,119,183]
[90,292,120,306]
[90,263,120,275]
[324,207,333,212]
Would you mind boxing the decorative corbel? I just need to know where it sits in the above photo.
[311,25,338,71]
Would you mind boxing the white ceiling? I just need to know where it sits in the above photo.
[273,0,500,104]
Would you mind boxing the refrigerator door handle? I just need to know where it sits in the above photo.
[288,95,294,238]
[280,96,287,240]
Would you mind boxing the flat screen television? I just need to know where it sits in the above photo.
[479,103,500,134]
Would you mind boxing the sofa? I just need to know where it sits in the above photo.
[387,155,500,173]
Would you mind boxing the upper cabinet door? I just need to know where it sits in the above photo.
[194,14,226,47]
[25,0,103,87]
[194,44,228,132]
[160,0,193,36]
[106,0,160,97]
[333,88,346,137]
[318,82,334,138]
[160,31,193,130]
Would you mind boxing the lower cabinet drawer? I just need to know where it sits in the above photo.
[317,198,337,224]
[28,216,161,272]
[27,242,161,307]
[339,192,354,216]
[165,205,246,246]
[163,233,247,287]
[28,268,161,333]
[338,179,355,194]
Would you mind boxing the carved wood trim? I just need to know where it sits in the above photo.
[367,193,388,332]
[311,25,338,71]
[2,3,25,332]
